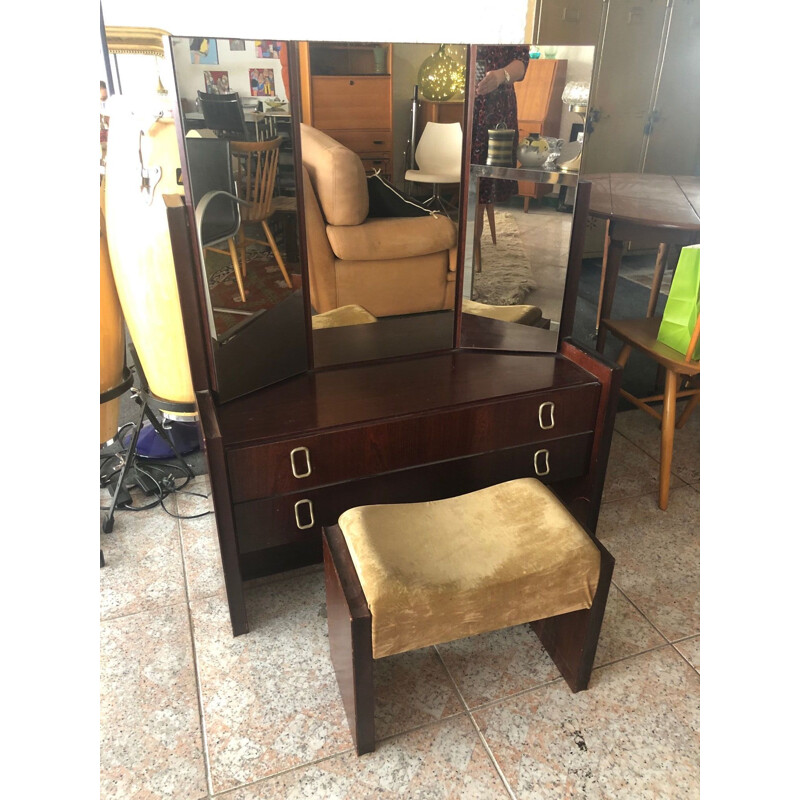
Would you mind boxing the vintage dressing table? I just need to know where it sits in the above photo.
[163,40,620,636]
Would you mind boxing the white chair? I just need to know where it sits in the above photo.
[405,121,462,216]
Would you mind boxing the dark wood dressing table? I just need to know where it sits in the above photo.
[164,41,620,637]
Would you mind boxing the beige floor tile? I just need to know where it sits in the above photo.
[100,490,186,620]
[602,431,663,503]
[594,583,667,667]
[100,604,207,800]
[474,647,699,799]
[674,636,699,672]
[191,571,463,794]
[437,624,561,709]
[221,715,510,799]
[596,486,699,641]
[614,403,700,487]
[176,475,225,602]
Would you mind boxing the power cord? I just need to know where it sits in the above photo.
[100,426,213,522]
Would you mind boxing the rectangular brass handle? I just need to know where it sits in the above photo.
[294,499,315,530]
[538,401,555,430]
[289,446,311,478]
[534,448,550,477]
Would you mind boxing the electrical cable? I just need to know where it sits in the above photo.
[100,431,213,522]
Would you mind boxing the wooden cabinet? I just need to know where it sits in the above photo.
[515,58,567,207]
[182,343,619,636]
[299,42,394,180]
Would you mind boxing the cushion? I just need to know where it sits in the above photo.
[338,478,601,659]
[462,298,543,326]
[326,215,457,262]
[311,304,378,329]
[366,171,432,218]
[299,123,368,226]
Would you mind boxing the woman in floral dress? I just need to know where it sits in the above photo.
[472,45,529,204]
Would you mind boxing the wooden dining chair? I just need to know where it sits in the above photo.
[230,139,293,287]
[600,314,700,510]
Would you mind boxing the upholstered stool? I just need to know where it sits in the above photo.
[322,477,614,755]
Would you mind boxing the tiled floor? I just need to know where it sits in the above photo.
[100,403,700,799]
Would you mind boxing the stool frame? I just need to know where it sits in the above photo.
[322,521,615,756]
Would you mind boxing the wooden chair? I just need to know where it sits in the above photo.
[230,139,294,288]
[600,315,700,510]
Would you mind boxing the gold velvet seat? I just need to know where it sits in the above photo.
[323,477,615,755]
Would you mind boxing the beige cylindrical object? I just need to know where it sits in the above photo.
[103,108,195,418]
[99,186,126,444]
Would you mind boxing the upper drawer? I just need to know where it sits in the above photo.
[323,129,392,155]
[311,76,391,129]
[226,384,599,502]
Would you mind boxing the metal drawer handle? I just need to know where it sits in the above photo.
[538,401,555,430]
[294,499,315,530]
[534,448,551,477]
[289,446,311,478]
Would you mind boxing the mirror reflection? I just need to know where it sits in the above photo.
[297,42,468,368]
[170,36,302,345]
[462,44,595,349]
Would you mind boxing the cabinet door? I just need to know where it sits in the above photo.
[534,0,605,45]
[310,76,391,130]
[642,0,700,176]
[582,0,668,176]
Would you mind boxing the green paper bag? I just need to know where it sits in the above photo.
[657,244,700,359]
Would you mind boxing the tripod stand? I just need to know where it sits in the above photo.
[101,345,196,535]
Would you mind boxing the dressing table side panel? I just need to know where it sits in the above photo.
[555,339,622,533]
[196,391,249,636]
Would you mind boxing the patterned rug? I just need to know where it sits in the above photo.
[206,244,295,336]
[472,212,537,305]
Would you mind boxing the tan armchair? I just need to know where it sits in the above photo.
[300,123,458,317]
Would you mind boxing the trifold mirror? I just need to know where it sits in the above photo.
[167,37,595,400]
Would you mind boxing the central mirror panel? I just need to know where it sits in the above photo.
[460,44,595,352]
[297,41,468,369]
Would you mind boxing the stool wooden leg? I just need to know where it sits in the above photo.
[323,526,376,755]
[530,539,614,692]
[659,371,678,510]
[647,243,670,317]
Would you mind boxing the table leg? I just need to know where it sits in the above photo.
[596,234,624,353]
[595,220,612,333]
[647,243,670,317]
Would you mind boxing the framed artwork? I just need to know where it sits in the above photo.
[229,39,246,51]
[256,40,281,59]
[204,70,230,94]
[189,37,219,65]
[249,68,275,97]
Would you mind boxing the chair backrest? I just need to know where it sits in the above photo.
[414,122,463,175]
[197,91,249,140]
[184,137,240,246]
[230,138,282,223]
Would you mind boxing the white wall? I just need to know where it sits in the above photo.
[100,0,529,44]
[171,38,288,106]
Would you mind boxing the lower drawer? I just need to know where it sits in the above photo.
[235,433,592,554]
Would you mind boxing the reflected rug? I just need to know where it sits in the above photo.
[206,245,295,336]
[472,212,537,305]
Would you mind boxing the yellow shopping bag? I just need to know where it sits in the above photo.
[657,244,700,360]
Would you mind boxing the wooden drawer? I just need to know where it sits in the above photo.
[324,129,392,155]
[360,157,391,178]
[235,432,594,553]
[227,383,599,503]
[311,76,391,130]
